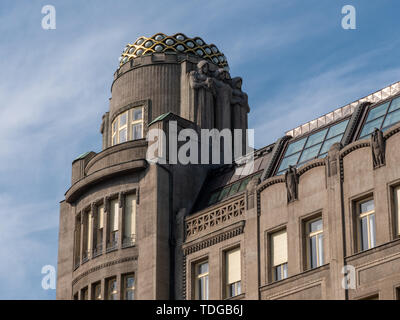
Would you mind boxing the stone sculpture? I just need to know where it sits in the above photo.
[371,128,385,168]
[189,60,216,129]
[285,165,298,203]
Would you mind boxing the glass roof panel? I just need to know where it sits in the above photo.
[305,128,328,148]
[359,116,384,138]
[366,102,389,122]
[278,152,301,173]
[383,109,400,128]
[326,119,349,139]
[388,97,400,112]
[319,135,343,154]
[285,138,306,156]
[299,144,321,163]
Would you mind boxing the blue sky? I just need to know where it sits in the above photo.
[0,0,399,299]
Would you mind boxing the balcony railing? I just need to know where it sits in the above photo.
[92,244,103,258]
[82,251,90,264]
[122,235,136,248]
[106,240,118,253]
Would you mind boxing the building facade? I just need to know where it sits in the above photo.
[56,33,400,300]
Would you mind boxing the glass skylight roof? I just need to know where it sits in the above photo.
[276,119,349,175]
[359,96,400,139]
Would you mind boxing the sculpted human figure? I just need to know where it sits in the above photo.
[189,60,215,129]
[371,128,385,168]
[214,68,232,130]
[285,165,298,203]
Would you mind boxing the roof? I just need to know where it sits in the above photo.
[192,144,274,212]
[119,33,229,70]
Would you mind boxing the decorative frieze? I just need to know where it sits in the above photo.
[185,196,245,239]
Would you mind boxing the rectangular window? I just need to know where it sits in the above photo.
[80,287,88,300]
[73,292,78,300]
[306,218,324,269]
[394,186,400,237]
[91,282,101,300]
[123,274,135,300]
[93,205,104,256]
[194,261,209,300]
[106,277,118,300]
[357,199,376,251]
[108,199,119,250]
[123,194,136,247]
[131,107,143,140]
[271,230,288,281]
[225,248,241,298]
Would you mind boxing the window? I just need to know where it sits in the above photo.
[271,230,288,281]
[93,205,104,256]
[277,119,349,175]
[225,248,241,298]
[359,96,400,139]
[194,261,209,300]
[107,199,119,251]
[80,287,88,300]
[92,282,101,300]
[123,194,136,247]
[123,274,135,300]
[393,186,400,237]
[74,215,81,268]
[306,218,324,269]
[106,277,118,300]
[357,199,376,251]
[397,288,400,300]
[111,106,144,146]
[82,211,92,262]
[73,292,78,300]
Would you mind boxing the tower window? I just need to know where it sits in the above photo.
[106,277,118,300]
[123,274,135,300]
[92,282,101,300]
[111,106,144,146]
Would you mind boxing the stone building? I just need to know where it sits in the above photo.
[56,33,400,300]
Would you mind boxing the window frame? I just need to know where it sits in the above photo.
[391,184,400,239]
[193,259,209,300]
[355,197,376,252]
[122,273,135,300]
[105,277,118,300]
[91,281,102,300]
[305,217,324,270]
[111,106,144,146]
[224,246,242,299]
[269,228,288,282]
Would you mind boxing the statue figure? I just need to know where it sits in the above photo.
[285,165,298,203]
[231,77,250,155]
[100,114,106,134]
[214,68,233,130]
[189,60,216,129]
[371,128,385,168]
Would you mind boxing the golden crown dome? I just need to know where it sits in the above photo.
[119,33,229,69]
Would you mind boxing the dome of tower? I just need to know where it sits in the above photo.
[119,32,229,70]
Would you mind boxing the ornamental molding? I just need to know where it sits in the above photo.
[340,140,370,159]
[297,158,326,177]
[183,222,244,255]
[72,255,137,286]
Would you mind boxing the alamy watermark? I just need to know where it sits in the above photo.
[41,265,56,290]
[342,5,356,30]
[146,121,255,176]
[41,5,56,30]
